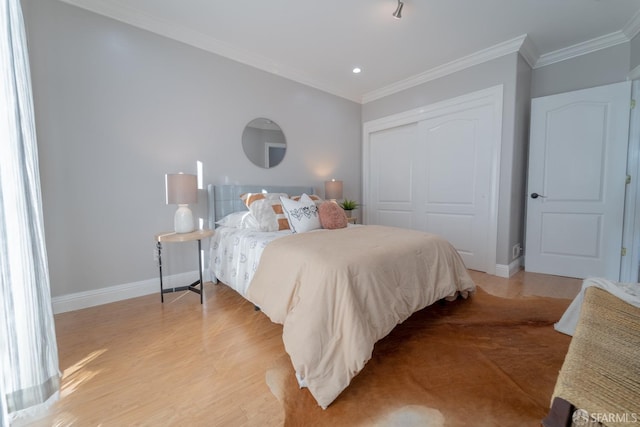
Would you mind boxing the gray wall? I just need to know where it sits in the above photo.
[510,55,533,260]
[531,43,631,98]
[363,53,528,266]
[22,0,361,298]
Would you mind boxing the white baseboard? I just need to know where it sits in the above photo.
[52,258,522,314]
[495,257,522,278]
[52,270,199,314]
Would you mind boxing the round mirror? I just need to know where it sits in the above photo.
[242,118,287,168]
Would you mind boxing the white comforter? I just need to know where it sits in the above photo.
[246,225,475,408]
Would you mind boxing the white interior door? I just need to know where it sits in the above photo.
[525,81,631,280]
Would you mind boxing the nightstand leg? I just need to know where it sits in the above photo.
[157,241,164,303]
[198,239,203,304]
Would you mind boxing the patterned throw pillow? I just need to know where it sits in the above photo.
[240,192,289,231]
[318,201,348,229]
[280,194,322,233]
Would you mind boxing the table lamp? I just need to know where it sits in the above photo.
[324,179,343,202]
[165,173,197,233]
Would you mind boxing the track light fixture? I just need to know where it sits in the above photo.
[392,0,404,19]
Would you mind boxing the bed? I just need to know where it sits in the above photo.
[207,184,476,409]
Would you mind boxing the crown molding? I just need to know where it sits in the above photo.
[518,34,540,68]
[628,64,640,81]
[362,35,530,104]
[534,31,630,68]
[623,8,640,40]
[58,0,361,103]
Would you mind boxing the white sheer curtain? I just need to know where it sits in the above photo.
[0,0,61,424]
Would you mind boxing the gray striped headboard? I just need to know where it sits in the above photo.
[207,184,316,229]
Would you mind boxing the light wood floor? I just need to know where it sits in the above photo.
[28,270,581,427]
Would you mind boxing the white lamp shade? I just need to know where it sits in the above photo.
[165,173,197,205]
[324,179,343,200]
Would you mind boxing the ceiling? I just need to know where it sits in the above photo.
[60,0,640,103]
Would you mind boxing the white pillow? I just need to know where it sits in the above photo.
[280,194,321,233]
[215,211,259,229]
[291,194,324,206]
[240,192,290,231]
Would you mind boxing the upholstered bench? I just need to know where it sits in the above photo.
[543,286,640,427]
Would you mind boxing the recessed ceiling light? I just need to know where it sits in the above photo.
[352,67,362,74]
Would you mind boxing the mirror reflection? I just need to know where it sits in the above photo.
[242,118,287,168]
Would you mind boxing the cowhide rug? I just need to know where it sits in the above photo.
[265,288,572,426]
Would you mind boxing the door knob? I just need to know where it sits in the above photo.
[530,192,546,199]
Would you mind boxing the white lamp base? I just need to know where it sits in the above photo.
[174,204,195,233]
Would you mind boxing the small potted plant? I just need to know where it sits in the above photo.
[339,199,359,213]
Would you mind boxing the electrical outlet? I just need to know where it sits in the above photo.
[512,243,522,260]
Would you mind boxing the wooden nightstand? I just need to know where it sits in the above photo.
[155,229,214,304]
[346,217,357,224]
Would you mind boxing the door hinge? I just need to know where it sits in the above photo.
[622,247,627,256]
[626,175,632,185]
[632,99,637,109]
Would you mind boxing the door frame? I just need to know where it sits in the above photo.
[621,79,640,282]
[362,85,503,275]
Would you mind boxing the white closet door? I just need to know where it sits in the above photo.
[364,85,502,274]
[366,105,494,272]
[368,123,419,229]
[415,105,493,271]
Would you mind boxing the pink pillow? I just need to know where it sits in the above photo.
[318,202,348,229]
